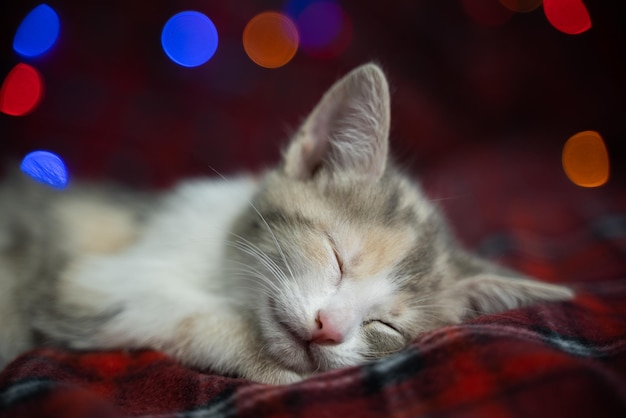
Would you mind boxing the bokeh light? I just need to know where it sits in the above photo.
[498,0,543,13]
[296,1,352,58]
[13,4,60,58]
[543,0,591,35]
[285,0,318,17]
[461,0,514,27]
[243,12,299,69]
[562,131,609,188]
[297,2,341,49]
[0,63,45,116]
[161,11,219,67]
[20,150,69,189]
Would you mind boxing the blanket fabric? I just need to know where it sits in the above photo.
[1,286,625,417]
[1,148,625,418]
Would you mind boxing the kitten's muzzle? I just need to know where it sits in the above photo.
[310,310,344,345]
[267,298,341,372]
[269,299,344,346]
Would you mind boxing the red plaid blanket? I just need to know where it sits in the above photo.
[1,286,625,418]
[1,147,625,418]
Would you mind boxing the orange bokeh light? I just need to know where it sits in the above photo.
[562,130,609,188]
[498,0,543,13]
[243,12,299,69]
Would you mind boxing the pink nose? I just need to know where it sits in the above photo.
[310,311,344,345]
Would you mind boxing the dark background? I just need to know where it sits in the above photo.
[1,0,625,280]
[1,0,624,183]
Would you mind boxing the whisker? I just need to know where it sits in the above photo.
[206,166,297,289]
[228,235,290,286]
[223,257,287,299]
[228,241,284,284]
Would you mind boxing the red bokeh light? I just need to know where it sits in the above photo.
[0,63,45,116]
[543,0,592,35]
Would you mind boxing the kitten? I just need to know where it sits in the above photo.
[0,63,573,384]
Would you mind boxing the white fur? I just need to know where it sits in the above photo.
[59,178,292,373]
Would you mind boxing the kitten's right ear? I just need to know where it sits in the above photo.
[442,274,574,321]
[440,251,574,321]
[283,63,390,181]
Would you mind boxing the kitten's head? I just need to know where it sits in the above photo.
[229,63,573,374]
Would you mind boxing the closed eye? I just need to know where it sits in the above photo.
[333,248,344,276]
[327,235,343,284]
[364,319,402,336]
[361,320,407,359]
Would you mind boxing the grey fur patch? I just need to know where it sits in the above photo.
[360,323,407,360]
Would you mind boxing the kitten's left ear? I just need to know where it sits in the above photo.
[283,63,390,181]
[441,253,574,320]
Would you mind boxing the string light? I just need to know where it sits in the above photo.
[562,131,609,187]
[0,63,45,116]
[13,4,60,58]
[296,1,352,59]
[161,11,219,67]
[543,0,591,35]
[243,12,299,69]
[20,150,69,189]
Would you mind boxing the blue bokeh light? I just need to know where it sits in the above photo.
[13,4,60,58]
[284,0,330,18]
[297,2,342,50]
[161,11,219,67]
[20,150,68,189]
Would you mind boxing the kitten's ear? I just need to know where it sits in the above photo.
[441,253,574,320]
[283,63,390,180]
[445,275,574,320]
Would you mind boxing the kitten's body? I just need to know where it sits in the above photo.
[0,64,573,384]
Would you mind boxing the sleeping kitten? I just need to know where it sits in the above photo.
[0,63,573,384]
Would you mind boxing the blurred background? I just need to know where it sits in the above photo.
[1,0,625,281]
